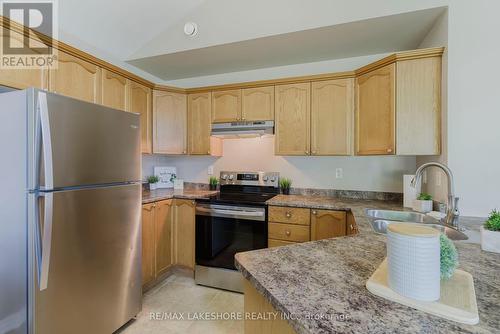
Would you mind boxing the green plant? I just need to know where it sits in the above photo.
[279,178,292,189]
[440,234,458,280]
[417,192,433,201]
[147,175,159,184]
[170,173,177,182]
[484,209,500,231]
[209,176,219,186]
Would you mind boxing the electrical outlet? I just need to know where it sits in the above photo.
[207,165,214,175]
[335,168,343,179]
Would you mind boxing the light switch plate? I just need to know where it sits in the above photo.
[207,165,214,175]
[335,168,343,179]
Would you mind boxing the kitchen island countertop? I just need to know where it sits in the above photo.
[235,195,500,334]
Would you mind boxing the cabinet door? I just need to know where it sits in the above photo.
[101,69,127,111]
[355,64,395,155]
[188,92,212,155]
[155,200,173,277]
[310,209,346,240]
[129,82,152,154]
[153,91,187,154]
[311,79,354,155]
[0,29,47,89]
[173,199,196,269]
[48,51,101,103]
[141,203,155,287]
[242,86,274,121]
[212,89,241,122]
[396,57,441,155]
[275,83,310,155]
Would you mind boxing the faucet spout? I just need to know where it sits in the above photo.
[411,162,460,229]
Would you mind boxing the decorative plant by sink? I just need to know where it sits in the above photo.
[279,178,292,195]
[440,234,459,279]
[414,193,433,213]
[481,209,500,253]
[147,175,159,191]
[209,176,219,191]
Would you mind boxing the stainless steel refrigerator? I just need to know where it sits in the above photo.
[0,88,142,334]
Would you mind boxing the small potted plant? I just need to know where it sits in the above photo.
[279,178,292,195]
[413,193,433,213]
[209,176,219,191]
[440,234,459,279]
[147,175,159,191]
[481,209,500,253]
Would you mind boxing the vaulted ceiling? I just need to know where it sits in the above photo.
[56,0,449,82]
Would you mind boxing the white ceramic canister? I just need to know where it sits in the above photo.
[387,223,441,301]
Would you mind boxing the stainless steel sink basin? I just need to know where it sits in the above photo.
[365,209,438,224]
[370,219,468,240]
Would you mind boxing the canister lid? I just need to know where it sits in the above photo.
[388,223,440,238]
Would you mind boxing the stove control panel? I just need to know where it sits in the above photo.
[219,171,280,187]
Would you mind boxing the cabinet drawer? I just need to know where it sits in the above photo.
[268,238,296,248]
[268,223,310,242]
[268,206,310,225]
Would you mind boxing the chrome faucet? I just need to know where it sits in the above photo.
[411,162,461,230]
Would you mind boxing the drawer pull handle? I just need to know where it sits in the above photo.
[285,212,292,218]
[312,210,317,215]
[285,230,291,236]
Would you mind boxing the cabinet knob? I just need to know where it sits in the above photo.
[387,148,393,153]
[207,150,211,154]
[312,210,317,215]
[285,230,291,236]
[312,150,317,155]
[183,150,186,154]
[241,117,245,121]
[350,224,354,230]
[305,150,309,154]
[285,212,292,218]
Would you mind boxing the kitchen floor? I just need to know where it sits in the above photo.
[118,275,244,334]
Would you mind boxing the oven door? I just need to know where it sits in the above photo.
[195,203,267,270]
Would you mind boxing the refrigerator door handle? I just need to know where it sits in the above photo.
[35,192,53,291]
[38,91,54,190]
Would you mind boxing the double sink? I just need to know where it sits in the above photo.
[366,209,468,240]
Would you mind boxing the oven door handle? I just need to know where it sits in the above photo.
[196,207,265,221]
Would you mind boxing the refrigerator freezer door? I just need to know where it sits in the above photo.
[36,91,141,190]
[33,184,142,334]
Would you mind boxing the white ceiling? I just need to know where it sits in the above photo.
[128,7,445,80]
[54,0,448,82]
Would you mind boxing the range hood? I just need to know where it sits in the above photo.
[211,120,274,138]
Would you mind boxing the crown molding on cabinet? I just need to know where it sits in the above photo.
[1,16,444,94]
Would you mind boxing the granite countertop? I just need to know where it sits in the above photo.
[235,195,500,334]
[142,188,218,204]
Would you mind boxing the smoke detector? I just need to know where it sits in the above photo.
[184,22,198,37]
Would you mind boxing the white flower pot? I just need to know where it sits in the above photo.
[481,226,500,253]
[149,183,157,191]
[413,199,433,213]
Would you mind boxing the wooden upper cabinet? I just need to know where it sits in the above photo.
[48,51,101,103]
[396,57,441,155]
[128,81,152,154]
[153,90,187,155]
[212,89,241,122]
[188,92,212,155]
[173,199,196,269]
[155,200,173,277]
[101,69,127,111]
[310,209,347,241]
[0,30,47,89]
[356,64,395,155]
[311,79,354,155]
[241,86,275,121]
[141,203,155,287]
[275,83,311,155]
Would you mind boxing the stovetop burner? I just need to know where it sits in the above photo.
[201,171,280,206]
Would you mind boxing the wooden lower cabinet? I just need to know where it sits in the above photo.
[155,200,173,277]
[310,209,346,240]
[244,279,296,334]
[173,199,196,269]
[268,206,352,247]
[141,203,156,287]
